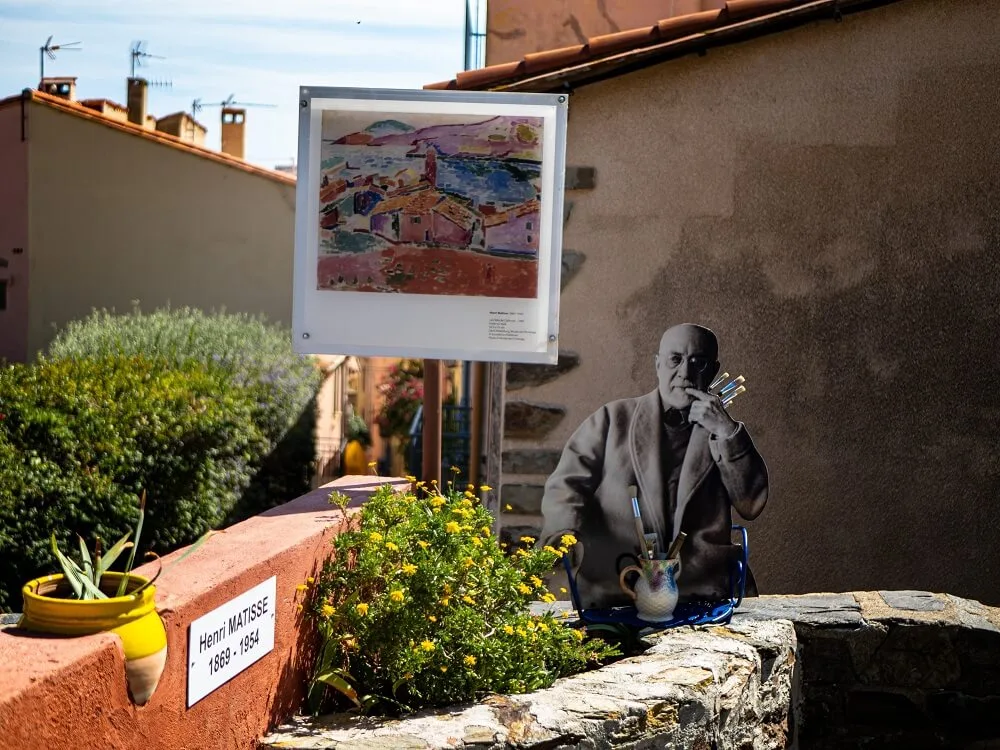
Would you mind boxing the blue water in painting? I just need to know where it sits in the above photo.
[323,145,540,205]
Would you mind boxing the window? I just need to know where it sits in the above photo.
[526,221,533,230]
[412,216,422,224]
[0,280,6,311]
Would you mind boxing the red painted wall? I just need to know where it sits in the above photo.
[0,476,407,749]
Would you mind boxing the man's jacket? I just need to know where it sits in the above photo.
[539,389,768,609]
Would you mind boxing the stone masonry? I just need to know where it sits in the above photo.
[262,590,1000,749]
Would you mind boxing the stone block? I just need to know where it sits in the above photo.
[503,448,562,475]
[504,400,565,439]
[500,483,544,515]
[879,591,947,611]
[561,249,586,290]
[506,350,580,391]
[735,593,864,627]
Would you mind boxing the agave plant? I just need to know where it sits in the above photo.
[50,491,159,600]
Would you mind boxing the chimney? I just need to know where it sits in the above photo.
[220,107,246,160]
[38,77,77,101]
[126,77,147,126]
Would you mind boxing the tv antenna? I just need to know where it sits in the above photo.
[40,36,81,81]
[130,40,165,78]
[192,95,277,117]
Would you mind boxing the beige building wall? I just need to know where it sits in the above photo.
[25,103,296,356]
[485,0,722,65]
[510,0,1000,603]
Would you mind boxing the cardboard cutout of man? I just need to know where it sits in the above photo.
[540,324,768,609]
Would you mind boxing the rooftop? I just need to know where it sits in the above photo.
[425,0,897,92]
[0,88,293,186]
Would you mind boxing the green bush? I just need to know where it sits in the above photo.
[48,307,322,522]
[0,356,268,611]
[306,478,618,715]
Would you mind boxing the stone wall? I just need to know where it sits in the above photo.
[263,590,1000,749]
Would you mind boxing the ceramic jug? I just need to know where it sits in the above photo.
[618,557,682,622]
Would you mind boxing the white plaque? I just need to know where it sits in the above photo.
[186,576,277,707]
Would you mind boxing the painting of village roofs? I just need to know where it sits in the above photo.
[317,111,544,298]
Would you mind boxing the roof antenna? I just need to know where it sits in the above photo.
[130,40,165,78]
[40,36,81,81]
[192,95,277,117]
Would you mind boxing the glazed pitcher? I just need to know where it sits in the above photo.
[619,557,682,622]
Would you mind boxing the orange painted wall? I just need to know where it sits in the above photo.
[0,476,406,750]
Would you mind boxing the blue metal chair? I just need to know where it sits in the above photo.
[562,525,749,630]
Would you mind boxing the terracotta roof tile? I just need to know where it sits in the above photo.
[425,0,877,92]
[0,89,294,186]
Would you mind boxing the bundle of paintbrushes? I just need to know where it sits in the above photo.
[709,371,747,408]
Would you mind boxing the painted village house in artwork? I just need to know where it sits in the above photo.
[317,115,543,299]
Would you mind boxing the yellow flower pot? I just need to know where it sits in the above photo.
[20,572,168,705]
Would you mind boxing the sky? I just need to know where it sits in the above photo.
[0,0,468,168]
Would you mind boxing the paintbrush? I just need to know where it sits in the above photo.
[718,375,745,397]
[722,385,746,407]
[709,372,730,391]
[666,531,687,561]
[628,484,651,559]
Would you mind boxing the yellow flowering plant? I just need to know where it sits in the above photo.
[307,481,618,715]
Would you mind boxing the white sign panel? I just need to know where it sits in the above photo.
[292,87,569,364]
[186,576,276,707]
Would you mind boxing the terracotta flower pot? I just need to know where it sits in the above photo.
[20,572,168,705]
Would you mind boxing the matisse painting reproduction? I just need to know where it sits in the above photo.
[317,111,543,299]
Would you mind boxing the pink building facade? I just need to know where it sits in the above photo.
[0,101,30,363]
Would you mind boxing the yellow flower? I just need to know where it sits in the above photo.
[355,603,369,616]
[504,504,513,511]
[369,531,384,543]
[450,465,461,474]
[367,461,377,470]
[518,583,532,595]
[441,596,451,606]
[430,496,446,508]
[295,584,308,592]
[430,479,438,485]
[389,590,405,603]
[560,587,568,594]
[481,526,491,536]
[401,563,417,575]
[526,620,536,631]
[405,475,417,483]
[572,629,585,641]
[443,583,452,594]
[321,604,335,617]
[445,521,461,533]
[417,540,430,549]
[462,595,475,604]
[503,624,515,635]
[538,622,549,632]
[540,593,557,603]
[463,655,477,666]
[420,640,435,652]
[529,575,543,588]
[307,577,315,584]
[543,545,559,555]
[428,615,437,622]
[560,534,578,547]
[462,556,475,567]
[520,536,536,544]
[515,548,529,557]
[440,666,448,673]
[470,537,482,547]
[463,491,475,500]
[516,627,527,637]
[343,636,357,649]
[385,541,399,552]
[467,483,475,490]
[480,485,492,492]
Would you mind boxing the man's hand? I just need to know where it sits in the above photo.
[685,388,739,439]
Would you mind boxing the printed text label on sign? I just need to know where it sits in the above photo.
[187,576,277,707]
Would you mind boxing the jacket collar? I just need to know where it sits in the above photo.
[627,389,715,545]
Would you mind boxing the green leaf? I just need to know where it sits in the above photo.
[51,533,84,599]
[77,535,94,582]
[116,490,146,596]
[315,670,361,708]
[99,531,134,577]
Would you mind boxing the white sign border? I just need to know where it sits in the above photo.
[292,86,569,365]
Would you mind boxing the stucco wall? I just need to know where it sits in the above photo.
[25,104,296,357]
[0,101,30,363]
[485,0,723,65]
[517,0,1000,603]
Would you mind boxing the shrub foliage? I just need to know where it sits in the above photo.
[0,356,267,610]
[306,478,618,715]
